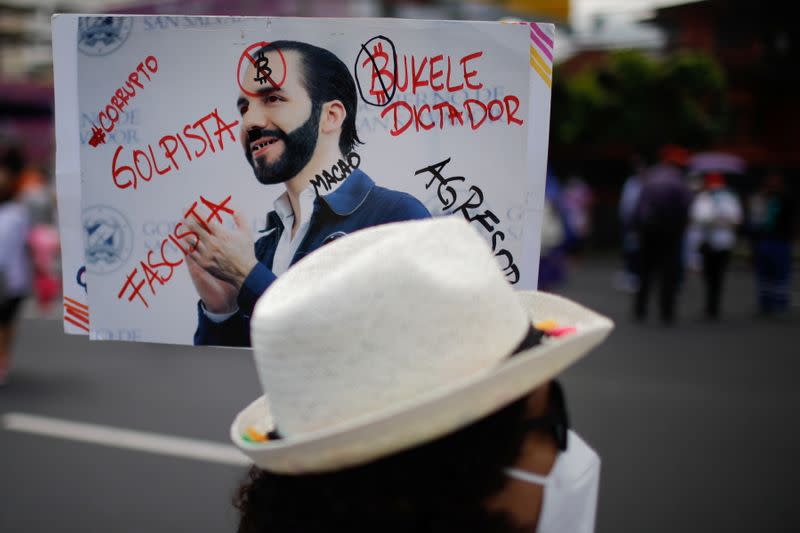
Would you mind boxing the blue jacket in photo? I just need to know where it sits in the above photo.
[194,169,431,346]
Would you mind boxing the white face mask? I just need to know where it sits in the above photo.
[505,430,601,533]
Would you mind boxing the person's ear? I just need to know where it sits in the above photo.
[320,100,346,134]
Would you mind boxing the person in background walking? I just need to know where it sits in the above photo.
[633,144,692,324]
[561,175,594,261]
[747,171,795,316]
[0,147,31,385]
[538,169,570,291]
[617,154,646,292]
[689,172,743,319]
[17,162,60,314]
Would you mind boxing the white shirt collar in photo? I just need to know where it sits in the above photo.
[271,177,344,275]
[203,178,344,324]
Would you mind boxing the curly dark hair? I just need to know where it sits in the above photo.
[233,327,554,532]
[233,396,531,533]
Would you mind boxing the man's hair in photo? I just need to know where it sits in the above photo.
[259,40,363,155]
[234,396,530,533]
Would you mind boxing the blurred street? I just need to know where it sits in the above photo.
[1,254,797,533]
[0,1,798,532]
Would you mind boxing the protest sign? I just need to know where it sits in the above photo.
[53,15,554,346]
[53,15,90,334]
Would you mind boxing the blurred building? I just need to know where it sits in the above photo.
[1,2,54,163]
[556,0,798,175]
[0,2,51,81]
[0,0,573,166]
[649,0,799,172]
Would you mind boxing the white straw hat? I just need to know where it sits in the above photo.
[231,216,613,473]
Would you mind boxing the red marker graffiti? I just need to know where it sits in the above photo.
[117,194,237,308]
[362,41,393,105]
[88,124,106,147]
[89,55,159,148]
[111,107,239,191]
[355,36,397,107]
[362,49,524,136]
[63,296,90,332]
[237,42,287,97]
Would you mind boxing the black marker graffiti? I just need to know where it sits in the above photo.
[253,50,273,85]
[355,35,398,107]
[415,157,519,284]
[310,152,362,195]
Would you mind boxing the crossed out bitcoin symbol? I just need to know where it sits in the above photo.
[253,50,273,85]
[362,42,394,105]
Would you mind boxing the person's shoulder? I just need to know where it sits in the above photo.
[367,184,431,219]
[370,184,422,205]
[553,430,601,485]
[721,188,742,201]
[0,201,29,223]
[693,190,711,201]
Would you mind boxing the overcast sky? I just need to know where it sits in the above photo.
[571,0,690,27]
[10,0,696,18]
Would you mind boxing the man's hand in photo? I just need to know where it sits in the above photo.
[184,211,258,313]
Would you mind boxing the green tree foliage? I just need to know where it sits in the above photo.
[552,49,729,157]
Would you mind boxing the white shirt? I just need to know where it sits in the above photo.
[269,186,318,276]
[690,188,743,251]
[505,430,601,533]
[0,202,31,297]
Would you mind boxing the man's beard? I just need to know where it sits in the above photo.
[245,104,321,185]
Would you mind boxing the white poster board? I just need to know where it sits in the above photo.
[53,15,554,346]
[53,14,90,334]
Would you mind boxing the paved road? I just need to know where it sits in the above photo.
[1,256,797,532]
[558,257,799,533]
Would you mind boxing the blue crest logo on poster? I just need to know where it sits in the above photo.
[78,17,133,56]
[83,205,134,274]
[76,265,87,292]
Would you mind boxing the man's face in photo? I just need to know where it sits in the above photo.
[237,50,320,184]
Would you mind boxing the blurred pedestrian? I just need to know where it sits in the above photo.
[633,144,692,324]
[538,169,570,291]
[689,172,743,319]
[27,224,61,314]
[16,162,55,226]
[561,175,594,259]
[231,217,611,533]
[16,162,60,314]
[616,154,646,292]
[747,171,795,316]
[0,147,31,384]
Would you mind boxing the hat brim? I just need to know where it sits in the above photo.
[231,291,613,474]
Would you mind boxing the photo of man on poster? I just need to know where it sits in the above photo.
[185,40,431,346]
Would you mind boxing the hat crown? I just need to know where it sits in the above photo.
[250,217,529,438]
